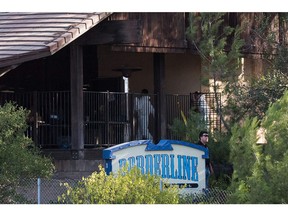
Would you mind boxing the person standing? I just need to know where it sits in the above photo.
[197,130,214,188]
[134,89,154,140]
[191,91,210,129]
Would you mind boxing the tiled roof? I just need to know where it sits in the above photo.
[0,12,111,68]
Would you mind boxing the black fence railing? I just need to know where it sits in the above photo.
[166,92,221,139]
[0,91,221,149]
[83,91,157,147]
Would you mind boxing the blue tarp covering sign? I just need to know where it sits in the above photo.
[103,139,209,193]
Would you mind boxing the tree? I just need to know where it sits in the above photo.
[228,90,288,203]
[227,13,288,122]
[170,109,232,189]
[182,13,245,188]
[176,12,288,195]
[249,13,288,76]
[0,102,55,203]
[186,13,288,133]
[186,12,245,133]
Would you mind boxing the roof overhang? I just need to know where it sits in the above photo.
[0,12,112,68]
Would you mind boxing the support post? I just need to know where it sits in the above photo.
[153,53,166,142]
[70,42,84,159]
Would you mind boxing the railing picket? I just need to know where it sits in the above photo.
[0,91,221,149]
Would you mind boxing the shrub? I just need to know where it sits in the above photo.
[58,165,180,204]
[170,109,232,189]
[170,110,207,143]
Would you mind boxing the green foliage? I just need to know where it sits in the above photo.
[225,71,288,125]
[186,13,245,133]
[259,90,288,203]
[208,131,232,189]
[184,13,288,203]
[230,13,288,124]
[256,13,288,75]
[229,117,259,181]
[0,102,55,203]
[228,90,288,203]
[262,90,288,160]
[232,14,288,124]
[170,109,231,189]
[58,165,180,204]
[186,13,288,136]
[170,109,231,164]
[187,13,244,82]
[208,129,230,164]
[227,117,259,203]
[170,110,207,143]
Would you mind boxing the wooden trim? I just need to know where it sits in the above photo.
[111,45,187,53]
[70,42,84,159]
[78,20,142,45]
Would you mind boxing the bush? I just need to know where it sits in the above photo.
[170,109,232,189]
[0,102,55,203]
[58,165,180,204]
[170,110,207,143]
[228,90,288,203]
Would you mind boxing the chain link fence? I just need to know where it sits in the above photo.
[14,178,232,204]
[15,178,80,204]
[179,188,233,204]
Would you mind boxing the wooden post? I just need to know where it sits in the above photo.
[153,53,166,143]
[32,91,38,147]
[70,42,84,159]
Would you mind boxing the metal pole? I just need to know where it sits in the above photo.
[123,77,130,141]
[37,178,41,204]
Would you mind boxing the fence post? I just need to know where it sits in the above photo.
[37,178,41,204]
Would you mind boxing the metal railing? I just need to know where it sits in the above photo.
[0,91,221,149]
[166,92,221,139]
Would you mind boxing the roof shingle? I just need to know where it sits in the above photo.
[0,12,111,68]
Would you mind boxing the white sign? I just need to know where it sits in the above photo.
[103,139,209,193]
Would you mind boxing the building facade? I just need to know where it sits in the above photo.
[0,12,280,177]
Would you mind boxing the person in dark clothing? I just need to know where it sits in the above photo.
[197,130,214,188]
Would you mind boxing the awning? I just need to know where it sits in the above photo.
[0,12,112,68]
